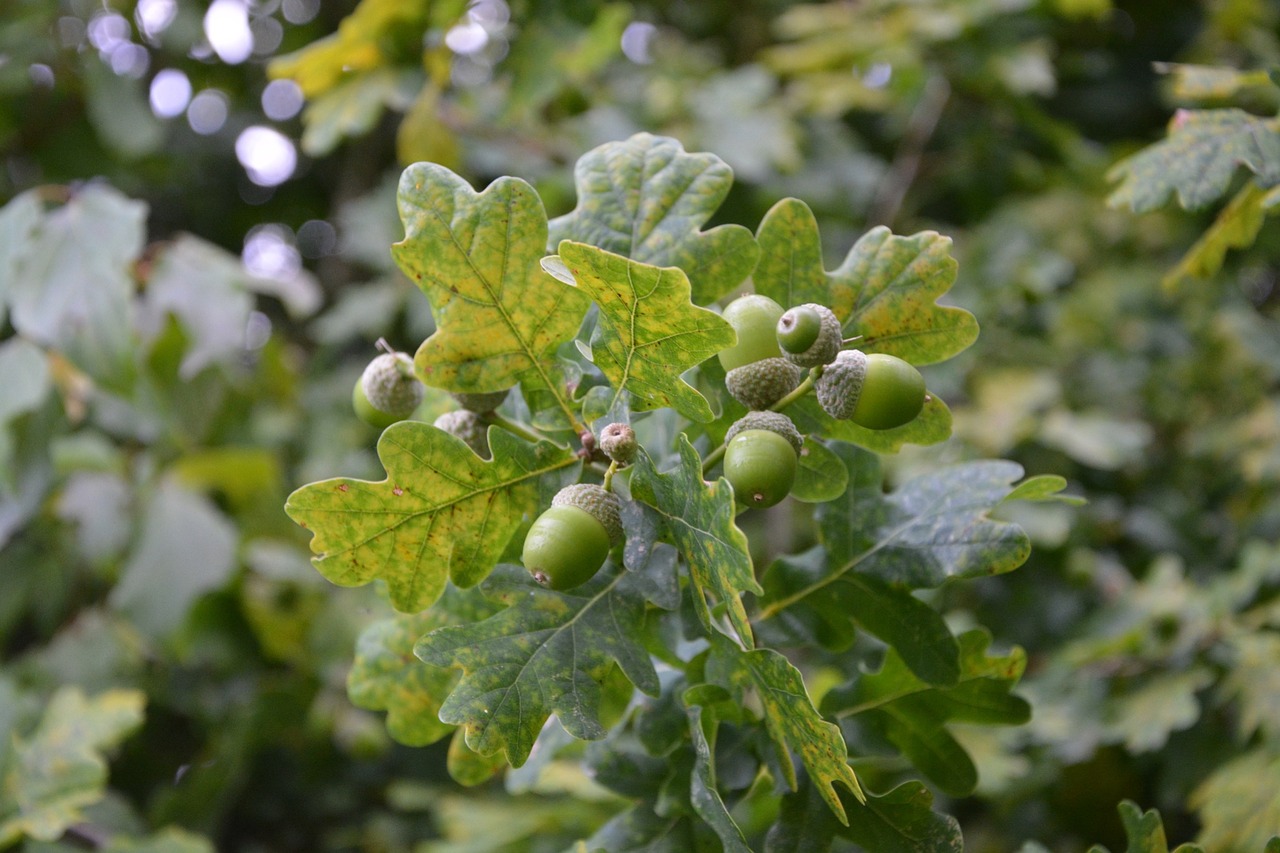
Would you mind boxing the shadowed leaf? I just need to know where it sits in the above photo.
[687,706,752,853]
[629,438,758,646]
[413,564,660,767]
[548,133,760,305]
[767,776,962,853]
[285,423,579,613]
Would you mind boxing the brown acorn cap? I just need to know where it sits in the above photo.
[725,358,804,410]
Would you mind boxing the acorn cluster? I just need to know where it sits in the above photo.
[348,290,929,594]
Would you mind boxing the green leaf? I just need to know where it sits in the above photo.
[0,338,50,427]
[1108,109,1280,212]
[586,803,721,853]
[392,162,591,425]
[766,776,962,853]
[1002,473,1085,505]
[1156,62,1276,101]
[816,447,1032,590]
[0,687,145,846]
[6,184,146,391]
[286,423,578,613]
[822,631,1030,797]
[686,706,751,853]
[413,564,660,767]
[754,200,977,365]
[709,636,864,824]
[346,587,501,747]
[1101,668,1213,753]
[1086,800,1204,853]
[551,242,736,422]
[109,480,238,638]
[548,133,760,305]
[760,547,961,685]
[1190,748,1280,853]
[0,190,43,330]
[628,438,759,647]
[791,438,850,503]
[103,827,217,853]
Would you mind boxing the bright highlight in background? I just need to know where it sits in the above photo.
[149,69,191,118]
[235,126,297,186]
[205,0,253,65]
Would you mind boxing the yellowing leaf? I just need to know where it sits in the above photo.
[393,164,591,429]
[285,423,579,613]
[553,242,736,422]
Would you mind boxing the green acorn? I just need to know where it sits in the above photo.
[448,388,509,414]
[718,294,786,372]
[724,357,803,410]
[353,351,424,427]
[722,412,803,509]
[599,422,638,465]
[523,484,622,590]
[434,410,490,458]
[777,304,842,368]
[816,350,926,430]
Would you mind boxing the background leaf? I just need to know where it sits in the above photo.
[553,242,735,422]
[285,423,578,613]
[1108,109,1280,212]
[628,438,758,647]
[548,133,760,305]
[413,564,661,767]
[392,163,591,417]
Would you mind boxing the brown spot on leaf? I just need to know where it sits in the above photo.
[393,485,404,496]
[338,483,349,492]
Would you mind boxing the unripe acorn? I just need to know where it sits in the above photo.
[717,294,785,372]
[725,357,803,410]
[817,350,926,430]
[448,388,509,414]
[599,422,638,465]
[522,484,622,590]
[434,409,490,458]
[354,351,424,427]
[722,412,802,509]
[777,304,842,368]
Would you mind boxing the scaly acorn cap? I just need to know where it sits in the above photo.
[725,411,803,456]
[724,357,803,410]
[599,422,638,465]
[779,304,842,368]
[361,352,424,418]
[448,388,509,414]
[552,483,623,546]
[815,349,868,420]
[434,409,491,458]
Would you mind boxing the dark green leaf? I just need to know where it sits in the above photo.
[548,133,760,305]
[413,564,660,767]
[767,776,962,853]
[686,706,751,853]
[628,438,758,646]
[552,242,736,422]
[286,424,579,613]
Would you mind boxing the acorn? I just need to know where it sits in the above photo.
[523,484,623,590]
[722,412,803,509]
[599,422,638,465]
[353,351,425,427]
[816,350,926,430]
[724,357,804,410]
[777,303,842,368]
[434,410,491,458]
[448,388,509,414]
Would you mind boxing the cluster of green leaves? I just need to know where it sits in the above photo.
[285,132,1075,850]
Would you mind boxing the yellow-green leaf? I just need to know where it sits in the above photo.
[285,423,579,613]
[552,242,736,422]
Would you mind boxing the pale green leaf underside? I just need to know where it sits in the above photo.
[285,423,579,613]
[414,565,660,768]
[1108,108,1280,212]
[629,438,758,647]
[548,132,760,305]
[392,163,591,406]
[554,241,735,422]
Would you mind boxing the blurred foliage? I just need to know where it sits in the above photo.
[3,0,1280,850]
